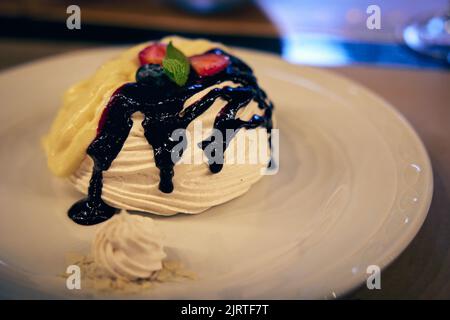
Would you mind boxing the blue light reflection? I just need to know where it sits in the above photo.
[283,34,351,66]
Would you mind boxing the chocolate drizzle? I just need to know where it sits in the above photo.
[68,49,273,225]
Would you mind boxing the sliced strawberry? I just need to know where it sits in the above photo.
[138,43,167,65]
[190,53,230,77]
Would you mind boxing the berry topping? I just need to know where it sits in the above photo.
[138,43,167,65]
[136,64,171,87]
[190,53,230,77]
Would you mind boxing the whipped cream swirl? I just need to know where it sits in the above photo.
[92,212,166,280]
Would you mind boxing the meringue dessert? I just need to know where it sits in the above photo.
[43,36,274,225]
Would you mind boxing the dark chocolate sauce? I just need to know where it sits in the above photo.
[68,49,273,225]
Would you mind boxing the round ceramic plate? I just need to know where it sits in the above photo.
[0,47,433,299]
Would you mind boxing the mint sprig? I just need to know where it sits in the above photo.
[162,41,190,86]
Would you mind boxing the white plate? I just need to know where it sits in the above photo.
[0,47,433,299]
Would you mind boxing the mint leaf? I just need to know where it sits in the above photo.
[162,42,190,86]
[165,41,187,62]
[163,59,187,86]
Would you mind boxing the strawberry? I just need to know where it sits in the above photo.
[138,43,167,65]
[190,53,230,77]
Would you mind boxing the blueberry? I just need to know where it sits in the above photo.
[136,64,168,87]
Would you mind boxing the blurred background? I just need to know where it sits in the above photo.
[0,0,449,299]
[0,0,449,69]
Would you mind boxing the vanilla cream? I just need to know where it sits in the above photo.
[92,212,166,280]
